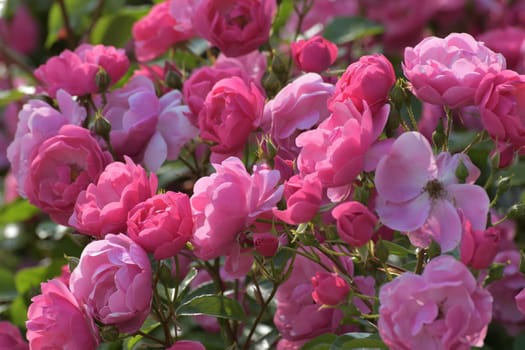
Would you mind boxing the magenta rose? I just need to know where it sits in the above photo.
[291,35,338,73]
[253,232,279,257]
[0,321,28,350]
[311,272,350,306]
[198,77,264,158]
[193,0,276,57]
[69,157,158,238]
[166,340,206,350]
[331,201,377,247]
[0,4,38,55]
[24,125,112,225]
[127,191,193,260]
[26,279,99,350]
[329,53,395,114]
[7,90,86,198]
[132,1,194,62]
[460,219,500,270]
[34,44,129,97]
[403,32,506,108]
[69,234,152,334]
[191,157,282,260]
[378,255,493,349]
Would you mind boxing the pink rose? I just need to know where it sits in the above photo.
[24,125,112,225]
[26,279,99,350]
[331,201,377,247]
[403,33,506,108]
[0,4,38,55]
[460,219,500,270]
[70,234,152,334]
[69,157,158,238]
[378,255,493,349]
[127,191,193,260]
[7,90,86,198]
[193,0,276,57]
[0,321,28,350]
[329,54,395,114]
[191,157,282,260]
[133,1,194,62]
[291,35,338,73]
[311,272,350,306]
[198,77,264,159]
[478,27,525,72]
[253,232,279,257]
[166,340,206,350]
[104,76,198,171]
[34,44,129,97]
[262,73,334,160]
[273,174,323,225]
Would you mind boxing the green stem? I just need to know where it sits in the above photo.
[415,248,426,274]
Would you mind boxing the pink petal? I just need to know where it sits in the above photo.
[376,192,431,232]
[447,184,489,231]
[375,131,437,203]
[417,199,462,252]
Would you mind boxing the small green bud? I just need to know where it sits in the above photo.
[432,129,446,149]
[455,160,469,183]
[165,69,183,90]
[496,176,512,193]
[262,71,281,98]
[100,325,120,342]
[95,67,111,93]
[271,54,288,75]
[385,108,401,137]
[389,78,411,109]
[507,203,525,219]
[64,255,80,273]
[158,262,175,287]
[94,113,111,140]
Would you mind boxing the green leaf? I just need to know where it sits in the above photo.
[14,260,64,294]
[381,240,415,257]
[176,294,246,321]
[323,17,383,45]
[0,267,17,302]
[125,318,160,350]
[0,199,39,226]
[0,89,25,107]
[9,296,27,327]
[90,6,150,47]
[45,0,96,47]
[330,332,388,350]
[302,334,338,350]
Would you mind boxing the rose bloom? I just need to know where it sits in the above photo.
[291,35,338,73]
[311,272,349,306]
[70,234,152,334]
[329,53,395,114]
[191,157,282,260]
[262,73,334,160]
[0,4,38,55]
[0,321,28,350]
[478,26,525,72]
[198,77,264,159]
[193,0,277,57]
[69,157,158,238]
[127,191,193,260]
[26,279,99,350]
[34,44,129,97]
[460,218,500,270]
[7,90,86,198]
[132,1,194,62]
[166,340,206,350]
[378,255,493,350]
[24,125,112,225]
[331,201,377,247]
[403,32,506,109]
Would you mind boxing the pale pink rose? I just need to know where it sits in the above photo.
[198,77,264,158]
[273,174,323,225]
[133,1,194,62]
[7,90,86,198]
[24,125,112,225]
[379,255,492,349]
[0,4,38,55]
[460,218,500,270]
[311,272,349,306]
[166,340,206,350]
[291,36,338,73]
[403,33,506,108]
[475,70,525,157]
[331,201,377,247]
[69,157,158,238]
[70,234,152,334]
[103,76,197,171]
[34,44,129,97]
[486,249,525,335]
[193,0,276,57]
[26,279,99,350]
[329,54,395,114]
[297,100,389,188]
[0,321,28,350]
[263,73,334,159]
[191,157,282,260]
[478,27,525,71]
[127,191,193,260]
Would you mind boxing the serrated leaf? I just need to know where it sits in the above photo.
[330,332,388,350]
[176,294,246,321]
[323,17,383,45]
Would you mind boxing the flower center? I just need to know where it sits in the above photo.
[424,179,445,199]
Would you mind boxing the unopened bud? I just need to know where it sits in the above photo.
[165,69,183,90]
[253,233,279,257]
[271,54,288,75]
[96,67,111,93]
[65,255,79,273]
[100,325,119,342]
[508,203,525,219]
[496,176,512,193]
[455,160,469,183]
[94,114,111,140]
[389,78,410,109]
[158,262,174,287]
[262,71,281,98]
